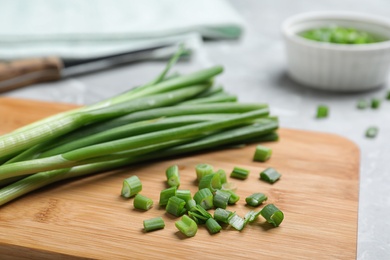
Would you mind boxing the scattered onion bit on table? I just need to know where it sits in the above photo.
[316,105,329,119]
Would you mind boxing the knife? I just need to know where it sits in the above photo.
[0,43,181,93]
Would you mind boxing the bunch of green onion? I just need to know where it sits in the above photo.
[0,46,279,206]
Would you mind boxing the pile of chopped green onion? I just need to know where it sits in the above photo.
[125,163,284,237]
[0,45,280,207]
[300,26,386,44]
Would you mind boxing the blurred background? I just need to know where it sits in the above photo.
[1,0,389,259]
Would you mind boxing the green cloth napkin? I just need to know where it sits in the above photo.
[0,0,244,59]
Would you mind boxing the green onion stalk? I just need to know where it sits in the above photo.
[0,118,278,206]
[0,46,279,207]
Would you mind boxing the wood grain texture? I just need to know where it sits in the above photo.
[0,97,359,259]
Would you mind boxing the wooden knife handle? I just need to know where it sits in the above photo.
[0,57,63,93]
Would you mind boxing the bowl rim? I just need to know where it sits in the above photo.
[282,11,390,51]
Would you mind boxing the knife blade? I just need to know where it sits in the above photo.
[0,43,180,93]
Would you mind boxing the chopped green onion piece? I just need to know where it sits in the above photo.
[221,182,237,192]
[357,99,368,109]
[133,194,153,210]
[193,188,214,210]
[366,126,379,138]
[143,217,165,232]
[198,173,221,192]
[214,208,233,224]
[260,167,281,184]
[195,164,214,181]
[228,213,245,231]
[188,204,213,224]
[121,176,142,198]
[175,215,198,237]
[371,98,381,109]
[223,190,240,204]
[260,204,284,227]
[206,218,222,234]
[245,193,268,207]
[253,145,272,162]
[215,169,227,184]
[387,91,390,100]
[176,189,192,202]
[159,186,177,206]
[166,165,180,187]
[244,210,261,224]
[188,211,207,224]
[185,199,197,211]
[213,190,231,209]
[193,204,213,219]
[166,196,186,217]
[316,105,328,118]
[230,167,250,180]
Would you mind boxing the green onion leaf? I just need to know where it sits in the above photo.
[188,211,205,224]
[188,204,213,224]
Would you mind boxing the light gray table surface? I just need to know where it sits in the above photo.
[4,1,390,259]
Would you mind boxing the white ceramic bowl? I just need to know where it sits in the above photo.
[282,11,390,91]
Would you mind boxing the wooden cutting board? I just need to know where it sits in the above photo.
[0,97,359,259]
